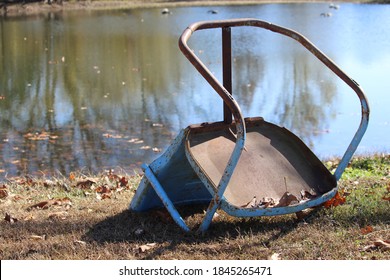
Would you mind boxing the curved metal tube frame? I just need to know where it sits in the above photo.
[179,18,369,181]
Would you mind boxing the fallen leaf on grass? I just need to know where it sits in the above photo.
[295,208,313,220]
[0,185,8,198]
[4,213,18,224]
[138,243,157,253]
[119,176,128,187]
[363,239,390,251]
[29,200,53,209]
[69,172,76,181]
[360,225,374,235]
[96,193,111,200]
[11,194,24,201]
[76,179,96,189]
[28,197,72,210]
[373,239,390,250]
[382,195,390,202]
[74,240,87,246]
[323,191,346,208]
[95,185,111,194]
[95,184,112,199]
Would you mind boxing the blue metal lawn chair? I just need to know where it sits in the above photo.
[129,19,369,232]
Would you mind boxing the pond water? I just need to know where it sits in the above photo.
[0,3,389,178]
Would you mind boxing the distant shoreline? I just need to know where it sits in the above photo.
[0,0,374,17]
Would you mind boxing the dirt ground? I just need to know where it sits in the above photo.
[0,0,363,17]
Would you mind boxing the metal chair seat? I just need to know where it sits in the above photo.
[185,117,336,209]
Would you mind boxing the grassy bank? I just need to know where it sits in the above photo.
[0,154,389,259]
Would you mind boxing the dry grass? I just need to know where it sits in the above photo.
[1,155,390,260]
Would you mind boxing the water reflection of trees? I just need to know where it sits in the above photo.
[231,31,337,150]
[0,12,184,176]
[0,12,338,177]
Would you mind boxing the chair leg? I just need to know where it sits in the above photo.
[142,164,190,232]
[198,199,220,233]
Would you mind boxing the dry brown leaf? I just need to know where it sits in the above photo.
[323,191,346,208]
[295,208,313,220]
[373,239,390,250]
[69,172,76,181]
[0,185,8,199]
[28,197,72,210]
[364,239,390,251]
[29,200,54,209]
[241,196,277,209]
[0,189,8,199]
[382,195,390,202]
[4,213,18,224]
[95,185,111,194]
[119,176,128,187]
[300,190,316,200]
[360,225,374,235]
[76,179,96,189]
[241,196,257,208]
[96,192,111,200]
[138,243,156,253]
[54,197,72,205]
[101,193,111,199]
[258,197,276,208]
[275,192,299,207]
[11,194,24,201]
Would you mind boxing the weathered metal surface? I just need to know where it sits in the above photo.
[186,118,336,213]
[129,129,211,212]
